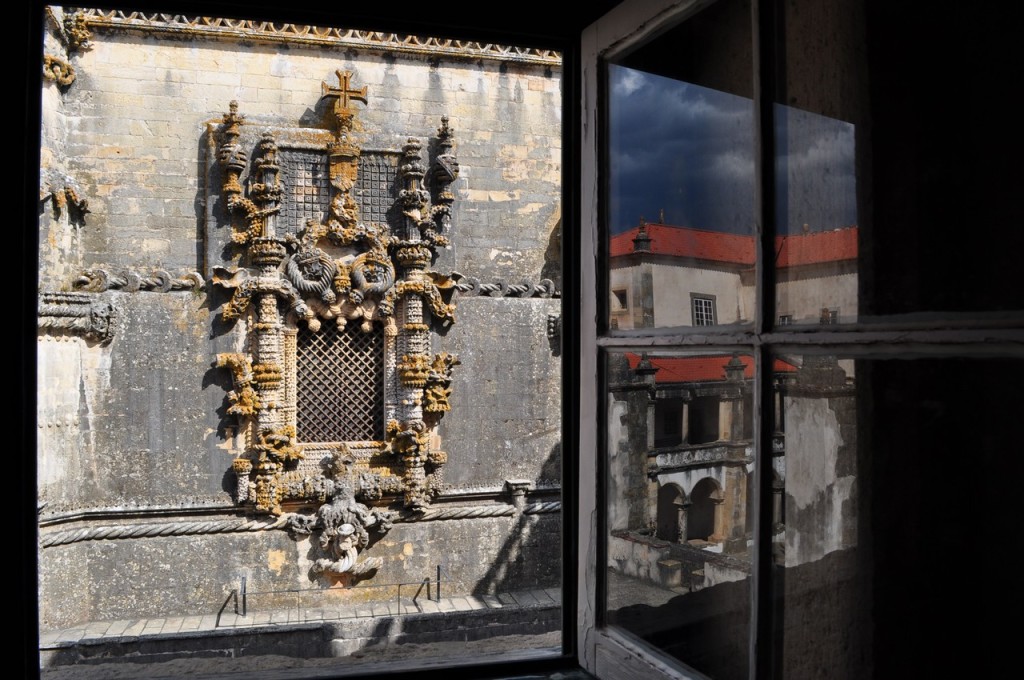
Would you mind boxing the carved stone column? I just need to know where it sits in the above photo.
[677,498,690,543]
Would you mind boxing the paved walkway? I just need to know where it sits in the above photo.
[40,587,561,649]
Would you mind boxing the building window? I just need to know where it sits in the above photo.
[691,294,716,326]
[778,314,792,325]
[610,288,629,311]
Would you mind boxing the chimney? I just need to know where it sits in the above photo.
[632,217,652,253]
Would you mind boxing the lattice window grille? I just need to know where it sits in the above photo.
[355,153,399,229]
[281,150,330,235]
[296,323,384,443]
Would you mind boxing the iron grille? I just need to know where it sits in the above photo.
[281,150,330,236]
[296,323,384,442]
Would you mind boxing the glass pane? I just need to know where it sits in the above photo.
[36,6,562,676]
[605,349,753,680]
[772,102,859,327]
[606,0,755,331]
[773,0,1024,322]
[771,353,1024,678]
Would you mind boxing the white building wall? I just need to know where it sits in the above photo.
[776,271,858,324]
[650,263,746,327]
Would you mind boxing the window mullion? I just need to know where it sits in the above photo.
[752,0,779,678]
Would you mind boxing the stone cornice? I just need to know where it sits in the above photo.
[74,8,563,66]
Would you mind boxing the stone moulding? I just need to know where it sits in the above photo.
[38,291,116,344]
[37,500,562,548]
[39,515,289,548]
[212,71,463,583]
[75,9,562,66]
[73,268,204,293]
[455,277,560,298]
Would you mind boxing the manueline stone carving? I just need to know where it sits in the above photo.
[75,9,561,66]
[38,291,116,344]
[43,55,76,87]
[74,268,203,293]
[212,71,461,580]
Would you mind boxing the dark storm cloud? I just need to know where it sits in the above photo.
[774,105,858,233]
[609,65,755,234]
[608,66,858,235]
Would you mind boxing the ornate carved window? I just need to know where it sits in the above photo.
[211,72,461,581]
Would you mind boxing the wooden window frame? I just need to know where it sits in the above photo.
[578,1,1024,679]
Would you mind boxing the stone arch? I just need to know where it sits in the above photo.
[656,483,687,542]
[687,477,723,541]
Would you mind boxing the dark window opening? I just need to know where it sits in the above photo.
[688,395,720,444]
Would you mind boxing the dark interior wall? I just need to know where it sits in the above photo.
[860,357,1024,677]
[861,2,1024,315]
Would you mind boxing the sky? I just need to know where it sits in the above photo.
[608,65,858,235]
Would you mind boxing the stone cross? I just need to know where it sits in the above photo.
[321,70,368,116]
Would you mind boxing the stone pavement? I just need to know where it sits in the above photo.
[39,587,563,678]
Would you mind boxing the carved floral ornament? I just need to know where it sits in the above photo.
[213,71,461,582]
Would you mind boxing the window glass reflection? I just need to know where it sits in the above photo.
[774,106,859,326]
[606,350,758,680]
[606,0,754,331]
[771,355,1024,678]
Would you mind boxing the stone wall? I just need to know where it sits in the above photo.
[37,7,562,630]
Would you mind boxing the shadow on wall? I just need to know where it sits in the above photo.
[541,218,562,292]
[470,443,562,596]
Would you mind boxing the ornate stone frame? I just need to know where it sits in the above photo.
[211,71,460,581]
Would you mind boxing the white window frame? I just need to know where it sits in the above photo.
[691,294,717,326]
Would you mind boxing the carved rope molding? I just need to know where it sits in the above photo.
[38,291,116,344]
[42,55,76,87]
[39,516,290,548]
[73,268,205,293]
[38,502,561,547]
[75,9,562,66]
[455,277,560,299]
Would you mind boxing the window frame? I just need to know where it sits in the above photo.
[690,293,718,326]
[578,1,1024,679]
[21,1,1024,679]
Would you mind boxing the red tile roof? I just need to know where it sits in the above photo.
[610,223,857,267]
[625,353,798,384]
[610,224,756,264]
[774,227,858,267]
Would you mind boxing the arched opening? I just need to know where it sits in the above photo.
[656,483,686,541]
[687,477,721,541]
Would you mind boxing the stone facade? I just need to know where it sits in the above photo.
[37,6,562,631]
